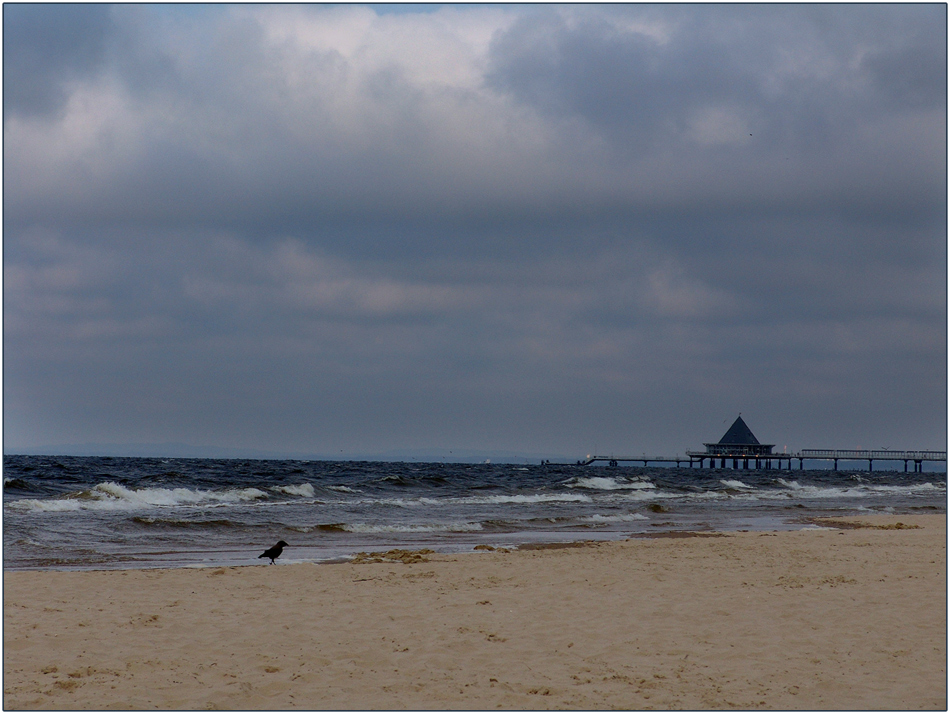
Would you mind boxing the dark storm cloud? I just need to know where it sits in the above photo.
[3,3,113,117]
[3,4,945,456]
[486,4,945,214]
[5,5,943,243]
[486,7,759,151]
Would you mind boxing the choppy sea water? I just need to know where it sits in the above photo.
[3,455,945,571]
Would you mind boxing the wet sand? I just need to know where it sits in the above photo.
[4,514,945,709]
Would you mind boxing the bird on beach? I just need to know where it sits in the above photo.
[259,540,289,564]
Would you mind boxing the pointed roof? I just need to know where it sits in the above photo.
[718,415,760,445]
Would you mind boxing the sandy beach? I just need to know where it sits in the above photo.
[4,514,945,710]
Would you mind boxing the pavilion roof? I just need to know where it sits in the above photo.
[717,415,761,445]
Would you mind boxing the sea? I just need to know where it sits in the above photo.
[3,455,946,571]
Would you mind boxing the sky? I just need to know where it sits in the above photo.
[3,3,947,460]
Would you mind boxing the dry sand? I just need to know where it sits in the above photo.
[4,514,946,710]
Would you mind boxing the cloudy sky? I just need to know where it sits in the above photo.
[4,3,946,459]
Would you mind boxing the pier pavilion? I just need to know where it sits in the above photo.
[578,415,945,470]
[687,415,790,469]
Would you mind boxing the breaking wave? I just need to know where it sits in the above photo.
[577,513,649,524]
[6,481,269,513]
[454,493,593,505]
[271,483,315,497]
[774,479,945,500]
[720,479,753,490]
[364,493,594,508]
[567,477,655,491]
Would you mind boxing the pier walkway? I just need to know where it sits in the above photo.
[580,450,946,472]
[797,449,946,472]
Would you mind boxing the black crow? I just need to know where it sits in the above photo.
[259,540,289,564]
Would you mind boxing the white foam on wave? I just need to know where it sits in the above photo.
[720,479,753,489]
[272,483,315,498]
[773,478,945,500]
[867,482,945,493]
[579,513,649,524]
[611,488,761,504]
[373,493,594,507]
[327,485,360,493]
[458,493,593,505]
[7,481,268,513]
[7,498,82,513]
[613,489,683,502]
[568,477,655,491]
[599,478,948,506]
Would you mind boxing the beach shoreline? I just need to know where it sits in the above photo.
[4,513,946,709]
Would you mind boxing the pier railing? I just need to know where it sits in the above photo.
[800,449,946,461]
[576,449,945,471]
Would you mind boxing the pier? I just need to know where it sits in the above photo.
[580,450,946,471]
[581,455,695,468]
[797,449,946,472]
[577,416,946,471]
[580,453,804,469]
